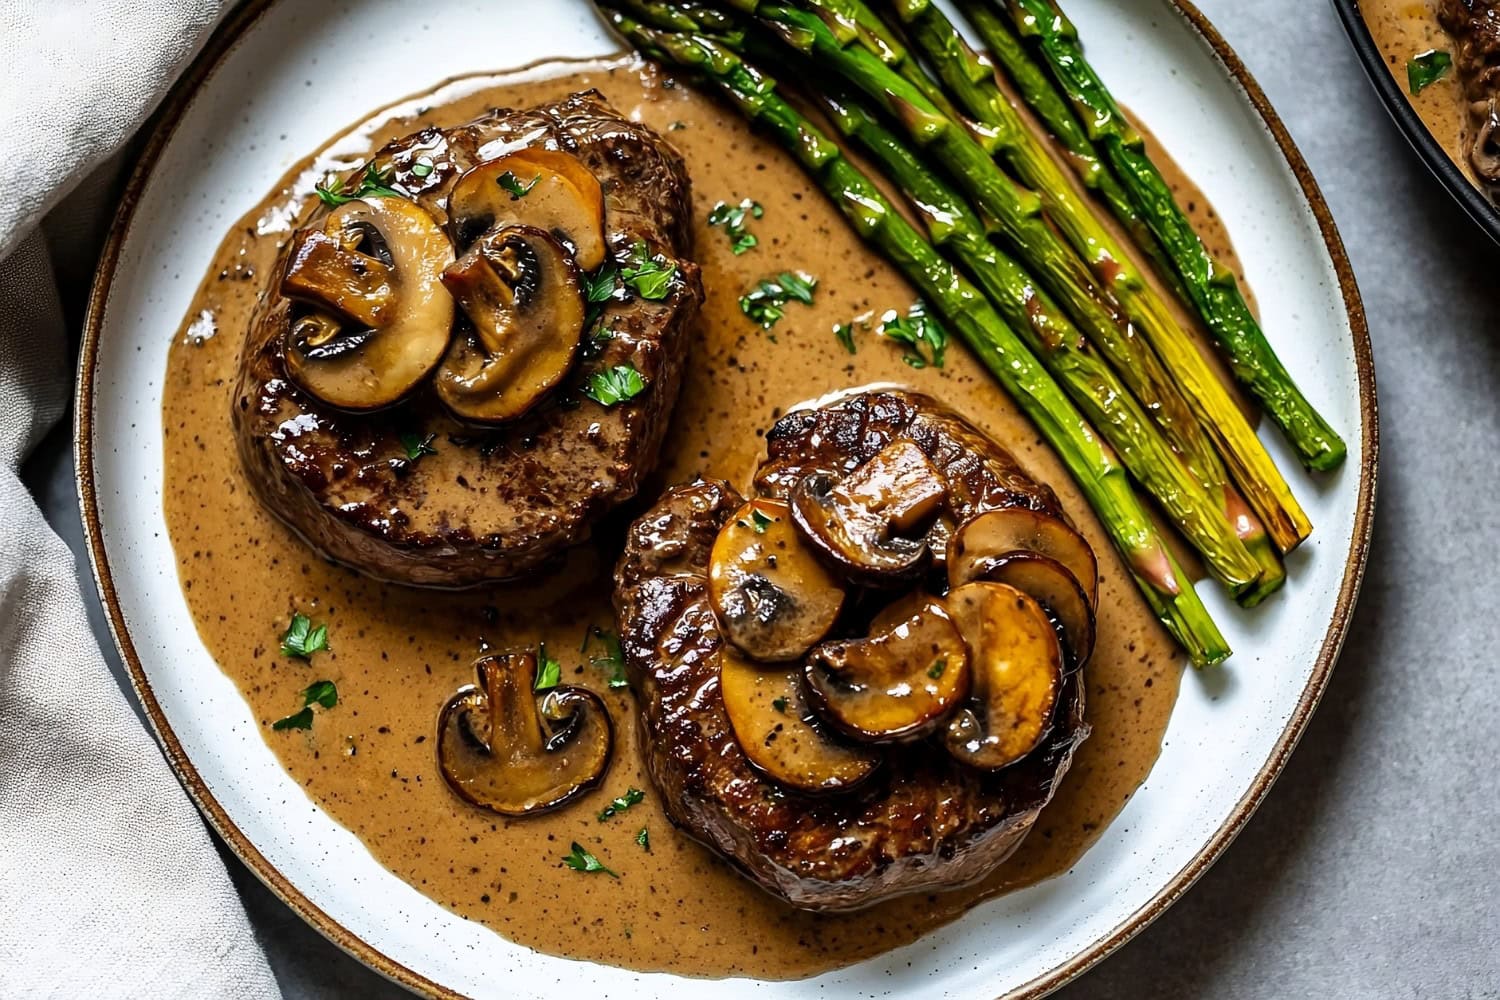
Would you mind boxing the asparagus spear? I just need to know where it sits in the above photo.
[817,89,1273,598]
[732,0,1312,555]
[596,7,1231,665]
[1005,0,1346,472]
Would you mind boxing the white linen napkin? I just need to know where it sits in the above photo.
[0,3,280,996]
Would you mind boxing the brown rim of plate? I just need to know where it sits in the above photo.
[72,1,1379,998]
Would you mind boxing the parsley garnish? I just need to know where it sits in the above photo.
[533,643,562,691]
[272,679,338,731]
[584,627,629,689]
[636,827,651,851]
[597,787,645,822]
[562,842,618,877]
[498,170,540,199]
[750,508,773,534]
[397,431,438,461]
[280,613,328,659]
[771,696,788,714]
[620,241,677,300]
[1408,49,1452,95]
[739,271,817,329]
[314,161,400,207]
[879,301,948,368]
[708,198,764,255]
[410,156,435,179]
[928,658,947,680]
[584,365,647,406]
[833,321,857,355]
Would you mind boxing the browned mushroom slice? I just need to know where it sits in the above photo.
[438,651,613,816]
[804,593,970,743]
[719,646,879,794]
[790,439,948,585]
[434,225,585,424]
[447,149,606,269]
[942,582,1064,771]
[281,196,455,411]
[947,507,1099,607]
[977,553,1096,670]
[708,499,846,662]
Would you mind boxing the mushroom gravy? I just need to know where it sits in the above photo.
[162,55,1247,978]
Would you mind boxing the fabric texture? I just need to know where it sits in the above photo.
[0,3,280,997]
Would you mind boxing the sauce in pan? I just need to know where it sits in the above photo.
[162,55,1247,977]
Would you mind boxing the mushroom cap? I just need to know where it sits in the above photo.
[947,506,1098,607]
[447,148,607,270]
[437,652,613,816]
[281,196,456,412]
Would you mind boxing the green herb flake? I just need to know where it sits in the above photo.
[280,612,329,660]
[498,170,541,199]
[928,658,947,680]
[562,842,618,877]
[586,628,629,689]
[314,161,400,207]
[669,121,687,131]
[533,644,562,691]
[410,156,435,179]
[620,241,678,300]
[771,696,788,714]
[597,787,646,822]
[833,322,857,355]
[272,679,338,731]
[636,827,651,851]
[584,365,647,407]
[1408,49,1453,95]
[879,301,948,369]
[397,431,438,461]
[708,198,764,255]
[750,508,773,534]
[739,271,817,329]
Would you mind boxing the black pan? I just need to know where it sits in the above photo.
[1332,0,1500,243]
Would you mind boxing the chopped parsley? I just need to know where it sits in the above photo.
[771,696,788,714]
[636,827,651,850]
[597,787,645,822]
[879,301,948,368]
[621,241,678,300]
[833,321,857,355]
[397,431,438,461]
[739,271,817,329]
[497,170,541,199]
[272,679,338,731]
[280,613,328,660]
[708,198,764,254]
[750,508,773,534]
[583,627,629,689]
[584,364,647,407]
[928,658,948,680]
[1408,49,1452,95]
[314,161,400,207]
[410,156,435,179]
[562,842,618,877]
[533,643,562,691]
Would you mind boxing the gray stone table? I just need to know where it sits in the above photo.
[23,0,1500,995]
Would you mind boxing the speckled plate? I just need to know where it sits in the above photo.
[77,1,1377,997]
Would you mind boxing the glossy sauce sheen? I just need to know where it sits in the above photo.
[161,57,1246,977]
[1359,0,1474,182]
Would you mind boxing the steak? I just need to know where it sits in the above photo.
[613,390,1090,911]
[234,92,702,587]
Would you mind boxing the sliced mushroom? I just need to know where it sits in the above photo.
[448,149,606,269]
[790,439,948,585]
[708,499,846,662]
[977,552,1096,670]
[434,225,585,424]
[947,507,1099,606]
[281,196,456,411]
[941,582,1064,771]
[719,646,879,794]
[437,651,613,816]
[804,594,970,743]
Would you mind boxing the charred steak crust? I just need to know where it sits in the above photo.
[234,92,703,587]
[614,391,1089,912]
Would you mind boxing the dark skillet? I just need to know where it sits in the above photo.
[1331,0,1500,244]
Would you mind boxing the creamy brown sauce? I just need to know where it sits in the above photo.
[1360,0,1475,183]
[159,56,1257,978]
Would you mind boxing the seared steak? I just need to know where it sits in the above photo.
[614,391,1089,911]
[234,92,702,587]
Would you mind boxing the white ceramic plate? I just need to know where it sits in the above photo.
[78,1,1377,997]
